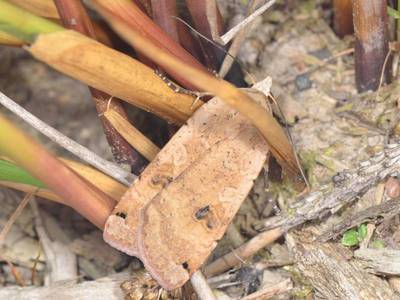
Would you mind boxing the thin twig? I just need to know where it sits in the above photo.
[220,0,277,45]
[190,271,217,300]
[0,92,133,185]
[204,227,284,277]
[0,192,34,245]
[219,0,262,78]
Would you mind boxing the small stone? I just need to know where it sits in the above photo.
[385,177,400,199]
[309,48,332,60]
[295,74,312,91]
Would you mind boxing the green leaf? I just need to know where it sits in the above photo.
[341,229,359,247]
[358,224,368,240]
[388,6,400,19]
[0,159,46,188]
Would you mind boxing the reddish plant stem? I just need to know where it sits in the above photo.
[333,0,353,38]
[54,0,147,174]
[185,0,224,70]
[352,0,390,92]
[151,0,204,66]
[151,0,179,42]
[0,113,114,229]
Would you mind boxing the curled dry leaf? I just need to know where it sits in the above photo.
[104,94,269,290]
[28,30,201,124]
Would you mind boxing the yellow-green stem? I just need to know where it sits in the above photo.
[0,0,62,42]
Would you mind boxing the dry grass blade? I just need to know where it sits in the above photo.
[0,193,34,245]
[62,159,127,201]
[0,181,61,203]
[94,20,303,182]
[0,30,23,46]
[219,0,262,78]
[7,0,59,19]
[103,110,160,161]
[151,0,179,42]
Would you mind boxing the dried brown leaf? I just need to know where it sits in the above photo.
[28,30,201,124]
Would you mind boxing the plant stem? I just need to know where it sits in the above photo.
[54,0,147,173]
[0,0,62,42]
[0,112,115,228]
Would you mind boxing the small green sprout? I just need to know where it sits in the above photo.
[341,224,367,247]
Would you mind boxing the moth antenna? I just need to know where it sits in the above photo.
[172,16,255,84]
[268,93,310,190]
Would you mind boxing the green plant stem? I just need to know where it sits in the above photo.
[0,159,45,188]
[0,0,62,42]
[0,112,114,228]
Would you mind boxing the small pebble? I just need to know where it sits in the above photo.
[295,74,312,91]
[309,48,332,60]
[385,177,400,199]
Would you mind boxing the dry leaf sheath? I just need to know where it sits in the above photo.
[28,30,202,124]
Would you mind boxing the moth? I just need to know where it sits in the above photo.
[103,82,271,290]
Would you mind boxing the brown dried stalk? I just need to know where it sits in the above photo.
[103,110,160,161]
[353,0,390,92]
[333,0,353,38]
[54,0,147,172]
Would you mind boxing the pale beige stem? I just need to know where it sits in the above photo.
[204,227,284,277]
[103,110,160,161]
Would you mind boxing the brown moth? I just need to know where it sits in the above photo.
[137,115,268,289]
[103,92,269,290]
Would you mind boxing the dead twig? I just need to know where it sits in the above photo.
[292,239,397,299]
[0,272,130,300]
[204,227,284,277]
[0,192,34,245]
[219,0,262,78]
[317,198,400,242]
[262,141,400,232]
[355,248,400,275]
[220,0,277,45]
[190,271,217,300]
